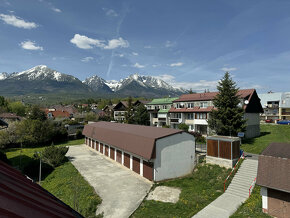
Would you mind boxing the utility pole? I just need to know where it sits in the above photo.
[37,151,42,185]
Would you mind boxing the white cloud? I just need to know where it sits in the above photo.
[133,63,145,68]
[170,62,184,67]
[0,14,38,29]
[144,45,152,49]
[70,34,104,49]
[165,40,175,48]
[132,52,138,56]
[106,9,118,17]
[116,53,124,57]
[221,67,237,72]
[81,57,94,62]
[52,8,61,13]
[104,37,129,49]
[20,40,43,51]
[152,64,161,68]
[70,34,129,50]
[153,74,218,91]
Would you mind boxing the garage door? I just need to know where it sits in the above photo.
[124,153,130,168]
[116,150,122,163]
[96,141,99,151]
[100,143,103,153]
[133,156,140,174]
[110,147,115,160]
[143,160,153,181]
[105,145,109,156]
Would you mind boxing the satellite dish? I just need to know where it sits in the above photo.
[244,100,249,105]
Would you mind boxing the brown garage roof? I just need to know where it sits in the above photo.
[0,161,82,218]
[256,143,290,193]
[82,121,184,160]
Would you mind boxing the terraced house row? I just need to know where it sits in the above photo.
[146,89,263,138]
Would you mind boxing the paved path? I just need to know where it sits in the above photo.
[193,159,258,218]
[67,145,152,218]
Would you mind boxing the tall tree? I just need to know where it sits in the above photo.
[27,105,46,121]
[207,72,246,136]
[133,104,150,125]
[125,96,134,124]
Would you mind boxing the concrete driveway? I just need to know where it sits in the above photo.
[66,145,152,218]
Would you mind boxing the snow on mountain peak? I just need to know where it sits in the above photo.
[0,72,8,80]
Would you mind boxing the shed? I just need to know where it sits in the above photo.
[206,136,241,168]
[83,121,195,181]
[256,142,290,218]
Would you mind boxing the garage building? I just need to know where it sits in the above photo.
[83,121,195,181]
[257,142,290,218]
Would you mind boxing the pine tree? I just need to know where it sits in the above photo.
[207,72,246,136]
[133,104,150,125]
[125,96,134,124]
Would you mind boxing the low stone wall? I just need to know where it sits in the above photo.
[206,156,238,168]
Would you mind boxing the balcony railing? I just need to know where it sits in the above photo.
[282,112,290,115]
[267,104,279,108]
[170,118,181,123]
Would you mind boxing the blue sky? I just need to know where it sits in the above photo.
[1,0,290,92]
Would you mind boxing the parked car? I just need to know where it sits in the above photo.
[265,119,273,123]
[277,120,290,125]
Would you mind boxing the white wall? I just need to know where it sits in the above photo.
[154,132,195,181]
[244,113,260,125]
[261,187,268,211]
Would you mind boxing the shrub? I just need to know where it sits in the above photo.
[37,146,69,168]
[189,132,206,143]
[178,123,189,132]
[0,150,10,164]
[76,130,84,139]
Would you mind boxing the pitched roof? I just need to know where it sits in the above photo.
[0,113,22,119]
[45,110,70,118]
[256,143,290,193]
[82,121,184,159]
[0,118,8,127]
[258,92,282,108]
[174,89,255,102]
[0,161,82,218]
[169,106,214,113]
[147,97,179,105]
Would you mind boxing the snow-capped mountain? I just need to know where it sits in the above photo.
[0,65,91,95]
[9,65,77,82]
[0,65,185,97]
[82,75,112,93]
[0,72,8,80]
[84,73,185,97]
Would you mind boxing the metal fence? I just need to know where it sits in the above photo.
[195,143,207,153]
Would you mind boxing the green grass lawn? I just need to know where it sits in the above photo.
[5,138,101,217]
[132,163,231,218]
[42,161,102,218]
[230,186,271,218]
[241,124,290,154]
[5,138,84,167]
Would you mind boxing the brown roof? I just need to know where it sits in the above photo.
[0,113,22,119]
[256,143,290,193]
[45,110,70,118]
[174,89,255,102]
[169,106,214,113]
[82,121,184,160]
[0,161,82,217]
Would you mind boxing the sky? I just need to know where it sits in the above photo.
[1,0,290,93]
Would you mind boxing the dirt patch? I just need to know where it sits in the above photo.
[147,186,181,203]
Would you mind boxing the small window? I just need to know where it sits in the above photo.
[200,102,208,108]
[188,103,194,108]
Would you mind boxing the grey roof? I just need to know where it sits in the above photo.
[258,92,282,108]
[280,92,290,108]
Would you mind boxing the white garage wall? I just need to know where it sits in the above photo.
[154,132,195,181]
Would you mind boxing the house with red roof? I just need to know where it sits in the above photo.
[168,89,263,138]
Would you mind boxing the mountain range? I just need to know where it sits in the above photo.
[0,65,185,98]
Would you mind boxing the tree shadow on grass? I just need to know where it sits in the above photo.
[9,155,54,181]
[242,131,271,145]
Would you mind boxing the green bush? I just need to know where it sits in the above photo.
[0,150,10,164]
[37,146,69,168]
[178,123,189,132]
[76,130,84,139]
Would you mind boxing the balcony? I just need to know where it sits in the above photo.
[267,104,279,108]
[170,118,181,123]
[282,112,290,115]
[158,118,166,121]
